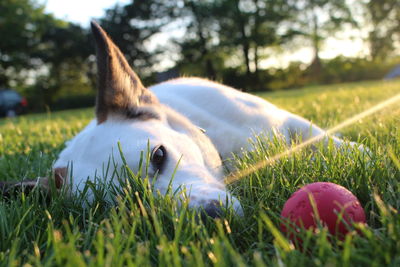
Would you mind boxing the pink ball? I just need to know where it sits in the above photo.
[281,182,366,238]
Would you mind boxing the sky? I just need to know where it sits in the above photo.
[44,0,130,27]
[43,0,368,70]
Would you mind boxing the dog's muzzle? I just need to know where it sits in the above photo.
[188,189,243,219]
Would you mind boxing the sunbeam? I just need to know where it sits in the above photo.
[225,93,400,184]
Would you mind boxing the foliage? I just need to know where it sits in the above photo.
[319,56,398,84]
[267,56,399,90]
[174,0,292,90]
[0,80,399,265]
[288,0,355,80]
[27,22,93,110]
[2,0,400,111]
[0,0,47,87]
[216,0,291,77]
[173,0,222,80]
[361,0,400,61]
[99,0,180,78]
[267,62,309,90]
[0,0,93,111]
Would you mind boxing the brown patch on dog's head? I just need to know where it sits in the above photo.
[53,167,67,189]
[90,21,158,123]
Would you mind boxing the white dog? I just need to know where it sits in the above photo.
[0,22,363,217]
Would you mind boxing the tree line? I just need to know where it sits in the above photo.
[1,0,399,110]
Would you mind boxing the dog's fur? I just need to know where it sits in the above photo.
[1,22,365,216]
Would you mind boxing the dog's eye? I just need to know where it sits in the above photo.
[151,145,167,171]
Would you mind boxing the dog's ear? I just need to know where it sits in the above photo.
[90,21,158,123]
[0,179,47,198]
[0,168,66,199]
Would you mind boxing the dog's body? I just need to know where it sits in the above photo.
[1,22,363,217]
[53,75,325,215]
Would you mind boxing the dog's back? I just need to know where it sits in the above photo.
[150,77,290,159]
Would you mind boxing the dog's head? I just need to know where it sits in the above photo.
[53,22,242,217]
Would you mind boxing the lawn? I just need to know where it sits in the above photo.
[0,79,399,266]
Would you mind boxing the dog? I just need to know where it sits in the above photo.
[0,22,365,217]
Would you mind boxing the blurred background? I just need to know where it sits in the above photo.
[1,0,399,113]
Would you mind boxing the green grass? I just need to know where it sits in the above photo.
[0,80,399,266]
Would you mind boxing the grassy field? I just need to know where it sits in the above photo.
[0,80,399,266]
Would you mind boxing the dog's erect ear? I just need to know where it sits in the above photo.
[90,21,158,123]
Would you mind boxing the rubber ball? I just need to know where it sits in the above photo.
[281,182,366,237]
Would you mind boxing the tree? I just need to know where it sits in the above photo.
[214,0,292,89]
[362,0,400,61]
[31,21,93,107]
[171,0,293,90]
[173,0,222,80]
[289,0,355,79]
[99,0,179,79]
[0,0,46,87]
[0,0,93,109]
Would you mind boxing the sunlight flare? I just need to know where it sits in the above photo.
[225,93,400,184]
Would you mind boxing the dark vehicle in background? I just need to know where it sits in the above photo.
[0,89,28,117]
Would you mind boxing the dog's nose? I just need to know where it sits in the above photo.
[202,200,223,219]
